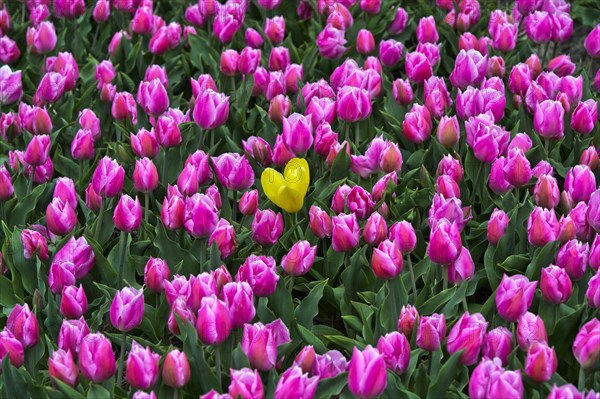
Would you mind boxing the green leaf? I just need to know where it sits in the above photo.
[2,356,27,398]
[295,279,327,329]
[426,350,464,399]
[86,384,110,399]
[314,372,348,399]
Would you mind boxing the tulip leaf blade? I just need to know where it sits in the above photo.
[295,279,327,329]
[426,350,464,399]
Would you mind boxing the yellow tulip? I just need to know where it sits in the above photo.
[261,158,310,213]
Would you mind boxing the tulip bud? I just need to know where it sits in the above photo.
[208,218,236,259]
[402,103,432,144]
[48,349,79,387]
[125,341,160,390]
[517,312,548,351]
[363,212,388,246]
[60,285,87,319]
[71,129,95,161]
[245,28,263,48]
[482,327,513,366]
[586,270,600,308]
[348,345,387,398]
[229,368,265,398]
[274,365,319,399]
[241,320,291,370]
[281,240,317,276]
[251,209,284,246]
[184,193,218,238]
[309,205,332,239]
[162,350,191,388]
[540,264,572,304]
[527,206,559,247]
[268,47,290,72]
[220,49,239,76]
[573,319,600,369]
[336,86,371,123]
[46,198,77,236]
[113,194,142,232]
[397,305,419,337]
[92,156,124,198]
[212,153,254,190]
[496,274,537,322]
[565,164,596,203]
[7,303,39,349]
[133,157,159,193]
[356,29,375,54]
[264,16,285,45]
[144,257,170,293]
[282,113,313,156]
[416,313,446,351]
[332,213,360,252]
[503,148,532,187]
[236,255,279,297]
[371,240,403,279]
[78,333,116,383]
[110,287,144,331]
[239,190,258,216]
[428,219,462,265]
[268,94,291,124]
[293,346,316,374]
[556,239,589,281]
[24,134,50,166]
[222,281,255,328]
[0,165,14,201]
[436,115,460,148]
[447,312,488,365]
[111,91,138,124]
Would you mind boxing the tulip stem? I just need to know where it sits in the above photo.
[162,148,169,186]
[117,231,128,287]
[544,139,550,159]
[215,345,222,389]
[232,190,237,222]
[199,238,206,271]
[354,123,360,149]
[144,193,150,225]
[322,241,328,273]
[442,268,448,291]
[116,330,127,387]
[94,199,105,242]
[407,255,417,304]
[27,166,36,196]
[578,366,585,390]
[542,41,551,66]
[428,352,433,375]
[470,161,483,204]
[288,275,295,296]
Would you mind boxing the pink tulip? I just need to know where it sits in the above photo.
[449,50,487,89]
[348,345,387,398]
[161,190,185,231]
[448,246,474,285]
[363,212,388,246]
[162,349,190,388]
[389,7,408,34]
[0,328,24,369]
[92,0,110,22]
[228,368,265,399]
[314,350,348,379]
[208,218,236,259]
[126,341,160,390]
[184,193,218,238]
[71,129,95,160]
[396,305,418,338]
[60,285,87,319]
[571,100,598,135]
[111,91,137,124]
[282,113,313,155]
[133,157,159,193]
[281,240,317,276]
[245,27,263,48]
[436,115,460,148]
[309,205,332,239]
[585,25,600,57]
[0,165,14,201]
[137,79,169,117]
[487,56,505,77]
[336,85,371,123]
[0,36,21,65]
[496,274,537,322]
[488,370,523,399]
[109,287,144,332]
[481,327,513,366]
[113,194,142,232]
[416,313,446,351]
[468,358,504,399]
[264,16,285,44]
[392,78,413,106]
[447,312,488,365]
[590,235,600,271]
[487,208,508,245]
[57,317,89,356]
[48,349,79,387]
[573,318,600,369]
[493,23,517,52]
[25,134,50,166]
[268,95,291,124]
[547,384,584,399]
[540,264,572,304]
[221,281,255,328]
[236,255,279,297]
[212,153,254,190]
[316,24,347,59]
[517,312,548,351]
[428,219,462,265]
[195,295,231,345]
[556,239,589,280]
[379,39,403,67]
[7,303,39,349]
[527,206,559,247]
[534,174,560,209]
[144,257,170,293]
[26,21,57,55]
[46,198,77,236]
[241,320,290,370]
[371,239,403,279]
[274,365,318,399]
[525,11,553,43]
[402,103,432,144]
[404,51,433,84]
[78,333,116,383]
[503,148,531,187]
[586,270,600,308]
[238,190,258,216]
[376,332,410,374]
[331,213,360,252]
[34,72,66,105]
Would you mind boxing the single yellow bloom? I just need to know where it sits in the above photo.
[261,158,310,213]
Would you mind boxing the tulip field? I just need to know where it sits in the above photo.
[2,0,600,398]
